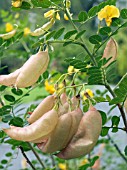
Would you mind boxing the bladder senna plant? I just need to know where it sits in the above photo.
[56,106,102,159]
[0,50,49,88]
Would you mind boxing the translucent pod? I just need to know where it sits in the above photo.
[3,109,58,142]
[56,106,102,159]
[28,95,55,124]
[0,30,16,40]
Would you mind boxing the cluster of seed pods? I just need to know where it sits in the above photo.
[3,92,102,159]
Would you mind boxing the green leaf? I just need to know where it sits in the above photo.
[5,152,12,157]
[88,6,98,18]
[121,9,127,19]
[39,0,51,8]
[78,11,88,22]
[46,31,56,40]
[54,27,65,39]
[90,156,99,166]
[64,30,77,39]
[1,159,8,164]
[75,30,86,40]
[9,117,24,127]
[4,95,15,102]
[99,27,112,35]
[63,40,73,47]
[111,116,120,127]
[11,88,23,96]
[20,2,31,9]
[0,131,5,138]
[0,38,3,46]
[124,146,127,156]
[110,73,127,104]
[112,18,121,27]
[2,115,13,123]
[89,35,102,44]
[0,85,7,91]
[101,127,109,137]
[99,110,107,125]
[43,71,49,79]
[88,67,104,85]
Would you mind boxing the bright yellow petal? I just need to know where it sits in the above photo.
[68,65,74,73]
[12,0,22,8]
[58,163,66,170]
[98,8,107,20]
[5,23,13,32]
[109,5,120,18]
[64,13,69,20]
[56,12,60,20]
[44,10,55,18]
[105,18,112,26]
[86,89,94,98]
[24,27,31,36]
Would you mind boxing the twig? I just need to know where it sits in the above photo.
[105,83,127,133]
[50,154,56,167]
[19,146,36,170]
[27,142,46,169]
[107,134,127,164]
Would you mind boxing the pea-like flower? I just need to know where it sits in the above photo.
[98,5,120,26]
[5,23,13,32]
[44,10,60,20]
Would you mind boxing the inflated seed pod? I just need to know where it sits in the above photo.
[38,113,72,153]
[0,69,21,87]
[71,96,79,111]
[3,109,58,142]
[58,102,69,116]
[31,19,55,36]
[30,134,49,144]
[0,30,16,40]
[60,92,67,105]
[102,38,118,67]
[65,108,83,145]
[56,106,102,159]
[28,95,55,124]
[15,50,49,88]
[0,50,49,88]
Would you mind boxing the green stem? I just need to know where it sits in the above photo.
[19,146,36,170]
[93,22,127,55]
[107,134,127,164]
[65,7,97,66]
[27,143,46,169]
[105,83,127,133]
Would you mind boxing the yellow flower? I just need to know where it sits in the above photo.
[12,0,22,8]
[98,5,120,26]
[58,163,66,170]
[68,65,79,74]
[64,13,69,20]
[45,80,55,94]
[81,89,94,101]
[24,27,31,36]
[44,10,60,20]
[80,158,89,166]
[5,23,13,32]
[15,13,20,19]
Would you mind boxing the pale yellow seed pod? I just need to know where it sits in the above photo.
[38,113,72,153]
[0,30,16,40]
[28,95,55,124]
[0,69,21,87]
[15,50,49,88]
[31,19,55,36]
[102,38,118,67]
[3,109,58,142]
[56,106,102,159]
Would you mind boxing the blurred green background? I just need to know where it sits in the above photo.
[0,0,127,82]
